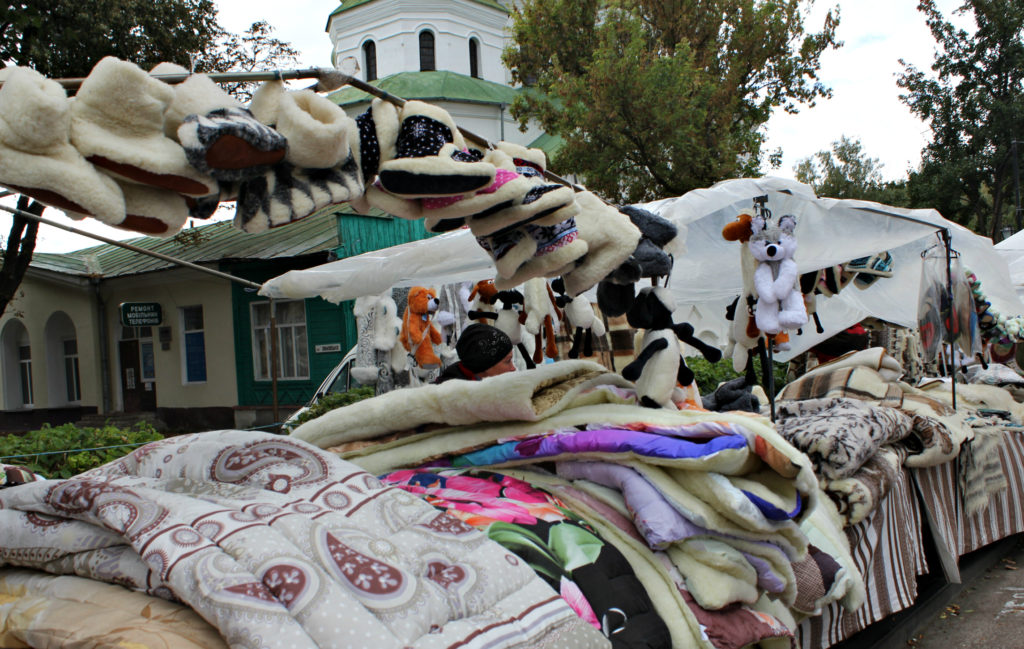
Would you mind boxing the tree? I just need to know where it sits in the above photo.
[793,135,905,202]
[898,0,1024,240]
[503,0,840,204]
[0,3,298,318]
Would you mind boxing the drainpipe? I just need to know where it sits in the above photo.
[91,277,112,413]
[499,103,506,141]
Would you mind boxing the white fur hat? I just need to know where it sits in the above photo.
[150,62,241,137]
[276,90,357,169]
[0,66,126,225]
[69,57,217,196]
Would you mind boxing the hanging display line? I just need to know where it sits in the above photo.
[0,202,262,291]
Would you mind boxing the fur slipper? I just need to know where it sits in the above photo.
[466,184,578,237]
[377,100,495,197]
[69,57,217,196]
[115,182,190,236]
[234,157,363,233]
[363,182,423,220]
[477,227,537,280]
[420,149,528,229]
[276,90,357,170]
[353,97,401,185]
[0,66,126,226]
[562,190,642,296]
[178,107,288,181]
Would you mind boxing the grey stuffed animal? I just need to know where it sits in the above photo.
[700,376,761,413]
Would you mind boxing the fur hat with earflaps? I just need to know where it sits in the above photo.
[153,63,288,182]
[0,67,126,226]
[561,190,642,296]
[69,57,217,196]
[377,100,495,197]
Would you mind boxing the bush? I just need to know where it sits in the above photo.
[0,422,163,479]
[293,386,376,427]
[688,356,789,396]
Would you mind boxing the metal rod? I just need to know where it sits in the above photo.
[269,297,280,430]
[942,228,958,410]
[0,203,263,291]
[32,68,328,90]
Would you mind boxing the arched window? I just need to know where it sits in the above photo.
[362,40,377,82]
[45,311,79,405]
[469,37,480,78]
[419,30,436,71]
[1,320,32,408]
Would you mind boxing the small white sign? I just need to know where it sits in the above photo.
[315,343,342,353]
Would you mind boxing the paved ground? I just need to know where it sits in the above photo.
[907,535,1024,649]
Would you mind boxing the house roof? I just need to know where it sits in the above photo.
[329,70,521,107]
[29,210,340,279]
[326,0,507,28]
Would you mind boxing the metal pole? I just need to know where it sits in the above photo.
[1014,140,1022,233]
[0,203,263,291]
[269,297,280,429]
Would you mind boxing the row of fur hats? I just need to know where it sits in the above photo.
[0,57,365,237]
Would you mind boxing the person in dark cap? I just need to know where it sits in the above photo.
[435,323,517,383]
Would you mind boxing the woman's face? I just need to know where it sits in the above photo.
[476,350,516,378]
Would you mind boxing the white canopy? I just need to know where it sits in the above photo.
[261,177,1024,360]
[994,227,1024,301]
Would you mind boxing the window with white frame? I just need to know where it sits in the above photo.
[181,305,206,383]
[419,30,435,71]
[251,300,308,380]
[18,343,32,406]
[63,338,81,402]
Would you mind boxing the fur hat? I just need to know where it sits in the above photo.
[69,57,216,196]
[561,190,642,296]
[0,67,126,225]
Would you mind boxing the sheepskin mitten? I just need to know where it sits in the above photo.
[352,97,401,185]
[561,190,642,296]
[477,227,537,280]
[0,66,126,226]
[466,183,578,237]
[494,218,589,290]
[69,56,217,196]
[377,101,495,197]
[234,157,362,234]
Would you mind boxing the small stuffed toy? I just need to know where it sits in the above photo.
[399,286,443,369]
[552,277,606,358]
[468,279,499,323]
[748,213,807,336]
[622,287,723,408]
[595,205,679,316]
[469,288,536,369]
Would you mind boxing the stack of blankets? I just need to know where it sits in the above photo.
[291,360,866,649]
[0,360,870,648]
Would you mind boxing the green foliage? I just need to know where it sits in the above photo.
[503,0,840,204]
[898,0,1024,239]
[0,423,163,479]
[794,135,902,203]
[687,356,788,397]
[294,386,376,427]
[193,20,301,103]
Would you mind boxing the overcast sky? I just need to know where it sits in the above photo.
[7,0,967,253]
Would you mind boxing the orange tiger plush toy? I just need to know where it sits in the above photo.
[400,286,442,369]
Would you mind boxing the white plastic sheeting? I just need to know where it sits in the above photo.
[260,177,1024,360]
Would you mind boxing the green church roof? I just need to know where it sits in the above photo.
[326,0,507,30]
[328,70,521,107]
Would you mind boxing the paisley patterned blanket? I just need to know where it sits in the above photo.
[0,431,607,649]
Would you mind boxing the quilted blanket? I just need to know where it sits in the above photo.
[0,431,608,649]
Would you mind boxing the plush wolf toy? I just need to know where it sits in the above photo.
[748,213,807,335]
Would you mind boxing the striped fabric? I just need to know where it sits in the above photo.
[798,464,927,649]
[914,428,1024,557]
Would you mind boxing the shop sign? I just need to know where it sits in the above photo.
[120,302,162,327]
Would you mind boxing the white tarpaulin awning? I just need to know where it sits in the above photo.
[261,177,1024,360]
